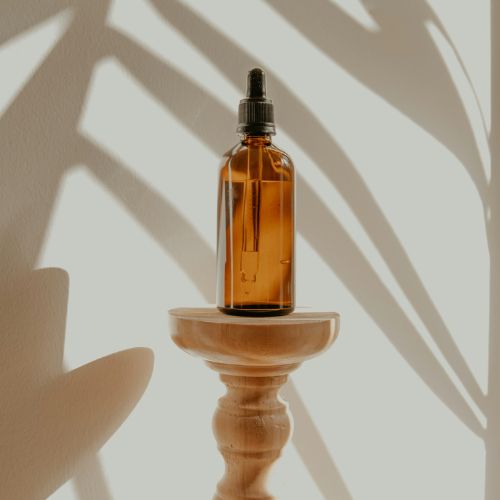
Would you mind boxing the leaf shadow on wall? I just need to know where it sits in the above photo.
[265,0,488,196]
[265,1,500,498]
[0,2,154,499]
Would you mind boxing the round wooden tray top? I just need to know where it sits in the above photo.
[169,307,340,368]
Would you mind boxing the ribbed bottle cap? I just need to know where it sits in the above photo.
[237,68,276,135]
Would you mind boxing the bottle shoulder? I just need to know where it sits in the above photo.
[267,142,294,166]
[219,141,294,182]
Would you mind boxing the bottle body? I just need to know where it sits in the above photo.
[216,135,295,316]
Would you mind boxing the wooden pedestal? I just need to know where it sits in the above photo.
[169,308,340,500]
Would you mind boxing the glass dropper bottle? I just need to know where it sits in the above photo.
[216,68,295,316]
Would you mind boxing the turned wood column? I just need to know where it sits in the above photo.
[169,308,339,500]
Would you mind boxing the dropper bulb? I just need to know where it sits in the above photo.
[237,67,275,134]
[247,68,266,98]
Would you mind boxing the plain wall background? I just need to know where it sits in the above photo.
[0,0,497,498]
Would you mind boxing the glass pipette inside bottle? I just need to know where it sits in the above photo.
[239,69,268,294]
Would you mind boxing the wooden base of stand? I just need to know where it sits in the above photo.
[169,308,340,500]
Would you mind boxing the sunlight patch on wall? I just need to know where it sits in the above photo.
[78,56,217,251]
[0,8,73,117]
[427,0,490,132]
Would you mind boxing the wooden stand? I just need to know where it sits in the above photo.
[169,308,340,500]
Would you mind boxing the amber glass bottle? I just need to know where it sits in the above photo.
[216,68,295,316]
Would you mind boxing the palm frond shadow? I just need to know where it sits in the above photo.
[0,2,147,499]
[0,0,72,45]
[265,0,488,197]
[282,382,353,500]
[81,138,215,302]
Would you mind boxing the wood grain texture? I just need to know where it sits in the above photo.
[169,308,339,368]
[168,307,340,499]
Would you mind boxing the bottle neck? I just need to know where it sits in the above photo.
[241,134,272,146]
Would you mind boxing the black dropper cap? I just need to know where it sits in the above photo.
[237,68,276,135]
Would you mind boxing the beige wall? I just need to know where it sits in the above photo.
[0,1,496,498]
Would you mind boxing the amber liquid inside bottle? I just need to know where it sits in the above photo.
[216,135,295,316]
